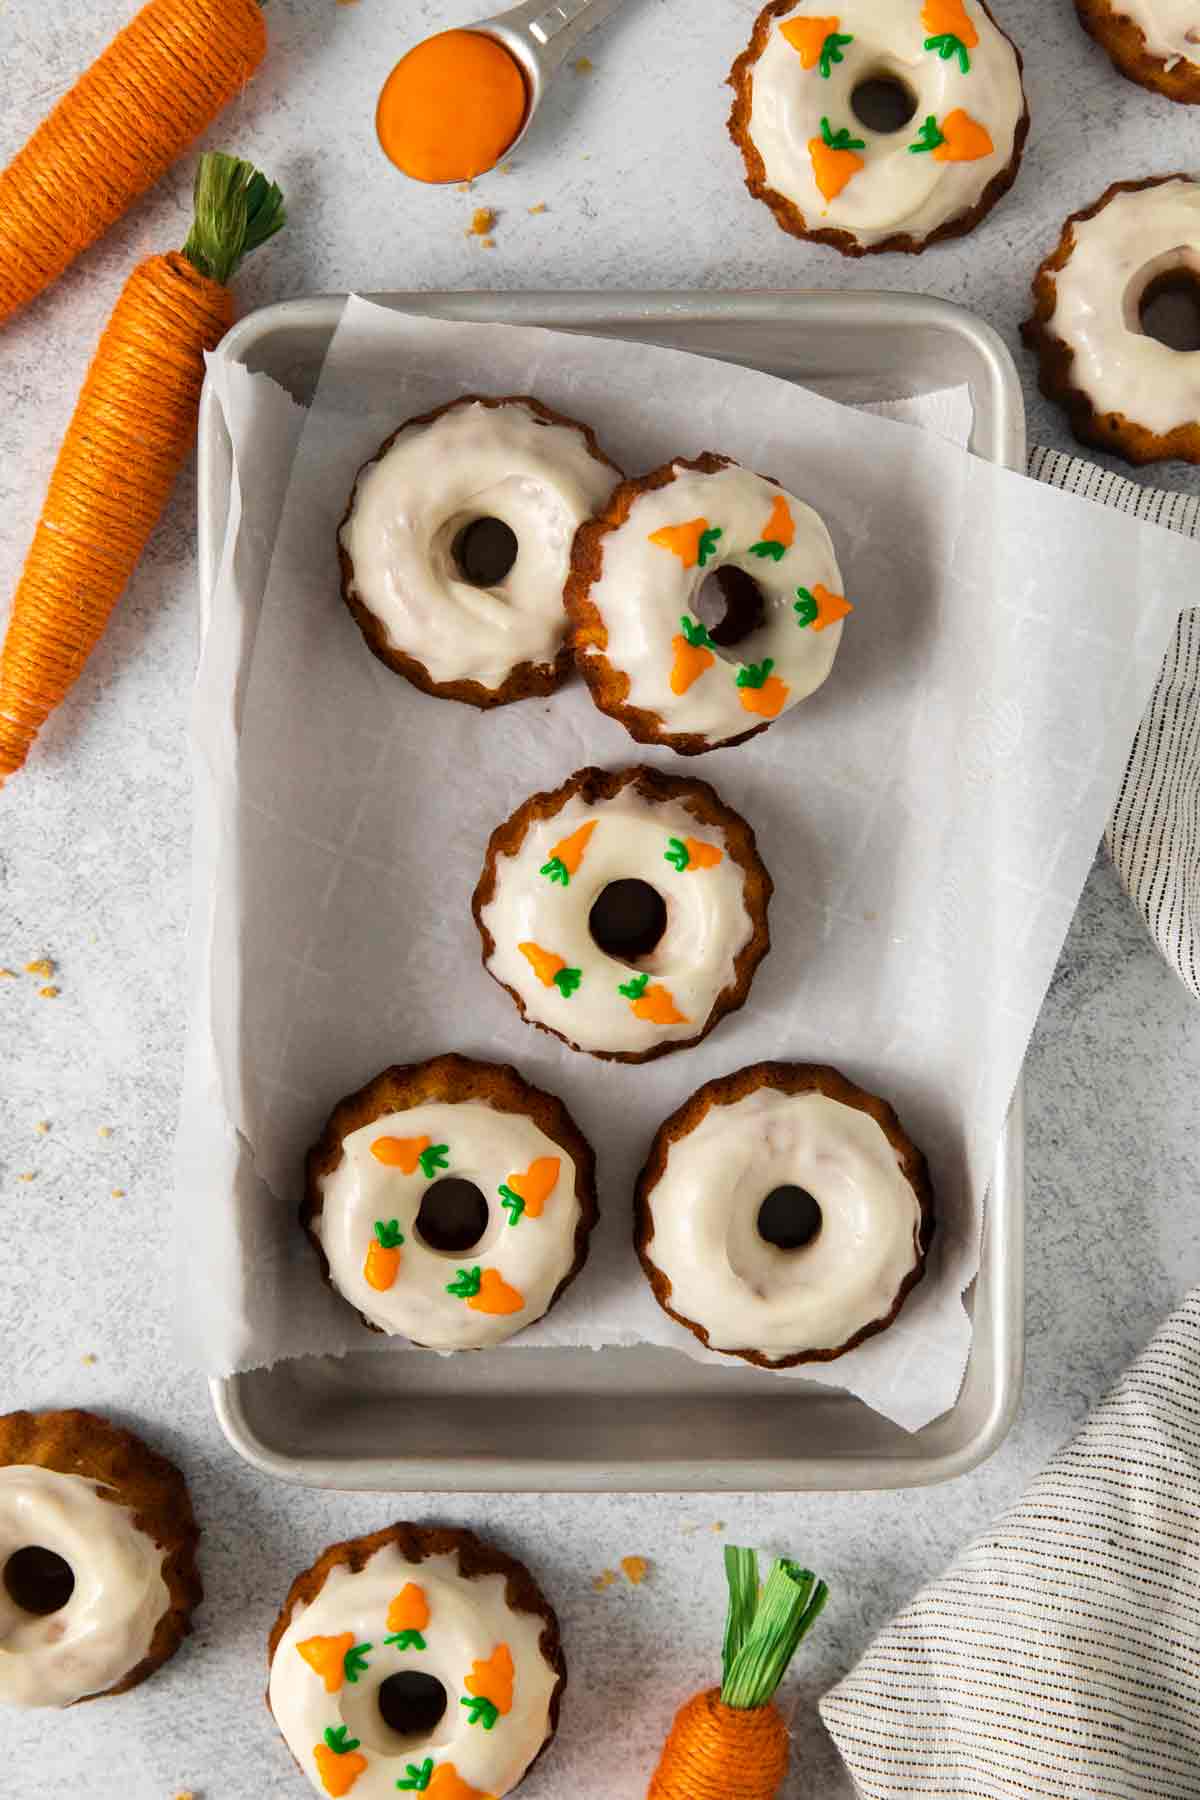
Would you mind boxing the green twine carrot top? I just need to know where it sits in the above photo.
[646,1546,829,1800]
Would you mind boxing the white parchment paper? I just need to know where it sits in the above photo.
[175,298,1194,1430]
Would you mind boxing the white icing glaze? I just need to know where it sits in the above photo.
[745,1,1024,247]
[0,1466,169,1708]
[315,1101,583,1348]
[644,1089,924,1360]
[340,400,616,692]
[1046,179,1200,437]
[269,1541,558,1800]
[583,462,847,747]
[479,786,756,1057]
[1120,0,1200,65]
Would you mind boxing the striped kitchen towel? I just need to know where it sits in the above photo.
[821,1284,1200,1798]
[1031,448,1200,1000]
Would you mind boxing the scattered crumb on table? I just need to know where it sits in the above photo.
[573,56,594,74]
[456,181,474,194]
[34,1121,50,1135]
[528,203,547,215]
[0,968,15,979]
[592,1569,617,1591]
[81,1353,98,1366]
[111,1188,126,1199]
[621,1556,649,1586]
[712,1521,726,1533]
[98,1126,113,1140]
[468,207,496,239]
[17,1172,35,1183]
[39,986,60,999]
[480,238,496,250]
[25,958,54,978]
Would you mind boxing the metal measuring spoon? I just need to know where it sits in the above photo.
[473,0,630,159]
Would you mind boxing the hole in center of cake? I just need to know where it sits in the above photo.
[757,1186,822,1251]
[851,75,919,134]
[376,1670,448,1740]
[695,566,766,649]
[589,879,668,962]
[1139,271,1200,352]
[3,1546,75,1616]
[416,1179,491,1254]
[452,516,519,587]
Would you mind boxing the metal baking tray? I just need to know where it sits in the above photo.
[201,290,1026,1492]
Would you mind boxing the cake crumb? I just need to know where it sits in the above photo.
[712,1520,726,1533]
[528,202,547,215]
[98,1126,113,1140]
[573,56,594,74]
[480,237,496,250]
[468,207,496,239]
[621,1556,649,1587]
[0,968,15,979]
[34,1121,50,1136]
[498,161,514,174]
[81,1353,98,1366]
[39,986,60,999]
[456,181,474,194]
[592,1569,617,1592]
[17,1172,35,1183]
[111,1188,126,1199]
[25,958,55,978]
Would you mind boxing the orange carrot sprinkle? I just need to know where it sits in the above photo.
[0,0,267,326]
[0,152,283,785]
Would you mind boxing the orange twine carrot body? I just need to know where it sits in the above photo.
[648,1689,789,1800]
[0,250,228,778]
[0,0,265,325]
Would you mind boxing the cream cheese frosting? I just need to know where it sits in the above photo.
[314,1101,584,1349]
[340,399,617,693]
[478,783,759,1058]
[0,1466,169,1708]
[643,1088,925,1361]
[744,1,1025,247]
[581,460,849,748]
[1045,179,1200,437]
[269,1541,559,1799]
[1122,0,1200,65]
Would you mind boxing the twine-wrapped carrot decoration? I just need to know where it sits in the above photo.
[0,0,267,326]
[0,151,284,786]
[648,1546,829,1799]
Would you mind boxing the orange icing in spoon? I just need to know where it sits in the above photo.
[377,30,528,183]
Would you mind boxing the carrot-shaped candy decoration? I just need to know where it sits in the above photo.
[736,660,790,720]
[0,151,284,787]
[397,1763,493,1799]
[922,0,979,72]
[314,1726,368,1797]
[670,616,716,696]
[647,1546,829,1800]
[794,584,854,632]
[298,1633,358,1694]
[665,836,724,873]
[498,1156,560,1225]
[540,821,596,887]
[371,1135,449,1177]
[809,117,866,203]
[910,110,993,162]
[446,1266,526,1315]
[619,973,689,1026]
[779,17,854,77]
[0,0,267,327]
[649,520,723,569]
[386,1583,430,1650]
[750,497,796,562]
[461,1642,515,1730]
[519,943,582,997]
[364,1220,405,1291]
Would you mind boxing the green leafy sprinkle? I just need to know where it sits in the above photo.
[461,1694,501,1730]
[925,31,971,72]
[819,30,854,77]
[447,1267,482,1300]
[736,658,775,690]
[499,1182,526,1226]
[910,114,946,154]
[698,526,723,568]
[396,1761,434,1792]
[665,837,690,873]
[324,1725,362,1755]
[821,115,866,152]
[343,1642,372,1684]
[794,587,819,629]
[418,1144,449,1180]
[619,972,650,1001]
[384,1629,427,1651]
[553,966,582,998]
[679,614,716,649]
[540,856,570,886]
[373,1219,405,1251]
[749,539,787,562]
[719,1548,830,1711]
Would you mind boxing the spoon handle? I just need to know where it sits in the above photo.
[488,0,628,66]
